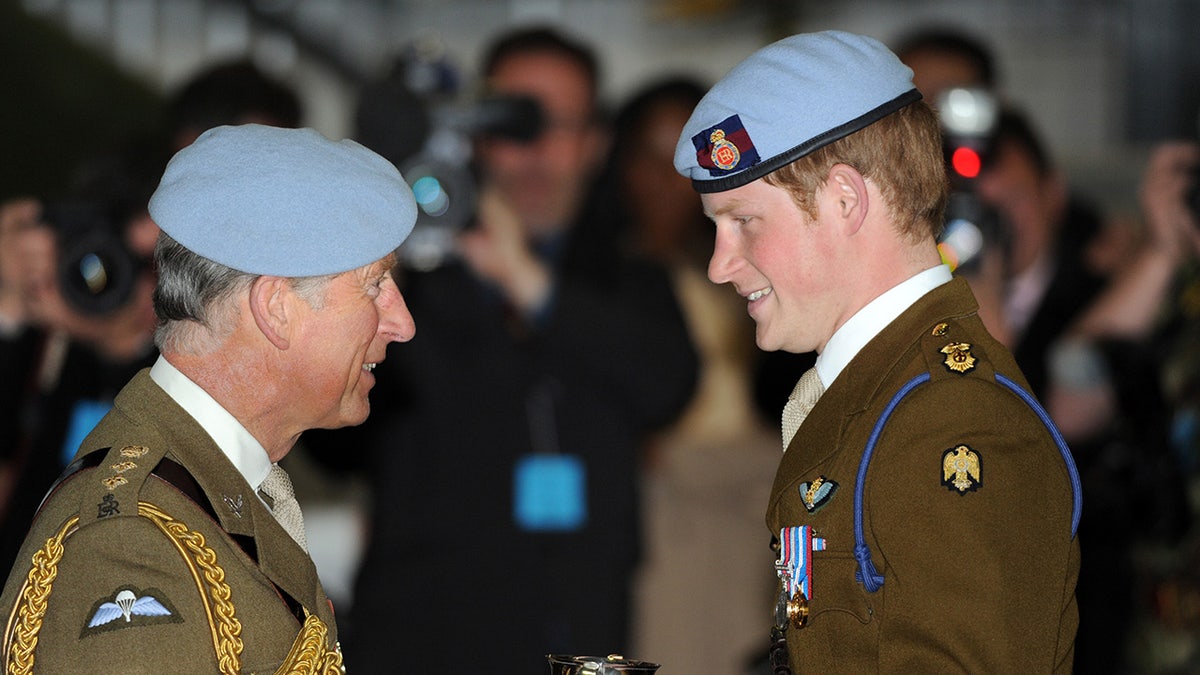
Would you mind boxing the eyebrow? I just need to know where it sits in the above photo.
[704,197,753,220]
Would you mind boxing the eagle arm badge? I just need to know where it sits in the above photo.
[941,445,982,494]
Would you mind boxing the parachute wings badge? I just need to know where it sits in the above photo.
[81,587,182,636]
[941,445,982,494]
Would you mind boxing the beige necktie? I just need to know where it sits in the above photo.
[781,367,824,451]
[259,463,308,552]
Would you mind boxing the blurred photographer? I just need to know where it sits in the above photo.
[0,58,302,574]
[316,26,697,673]
[1044,140,1200,672]
[1048,141,1200,488]
[0,147,163,571]
[970,108,1111,396]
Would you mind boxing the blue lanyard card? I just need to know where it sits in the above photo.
[62,399,112,467]
[513,453,586,532]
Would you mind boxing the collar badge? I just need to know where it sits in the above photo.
[224,493,244,518]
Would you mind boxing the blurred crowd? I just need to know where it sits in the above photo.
[2,19,1200,675]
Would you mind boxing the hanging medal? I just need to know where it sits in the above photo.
[774,525,826,630]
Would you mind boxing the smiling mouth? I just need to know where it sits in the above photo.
[363,363,377,372]
[747,287,773,302]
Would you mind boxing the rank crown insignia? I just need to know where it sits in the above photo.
[940,342,977,374]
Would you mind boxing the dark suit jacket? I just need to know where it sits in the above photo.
[321,247,697,672]
[1013,199,1107,399]
[770,277,1079,673]
[0,369,340,674]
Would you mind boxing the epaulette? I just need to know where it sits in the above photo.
[41,446,301,622]
[75,444,170,529]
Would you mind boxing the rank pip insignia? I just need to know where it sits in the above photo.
[940,342,977,374]
[798,476,839,513]
[119,445,149,458]
[942,445,982,494]
[709,128,741,170]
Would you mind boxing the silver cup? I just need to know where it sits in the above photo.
[546,654,661,674]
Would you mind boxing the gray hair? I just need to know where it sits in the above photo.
[153,233,333,354]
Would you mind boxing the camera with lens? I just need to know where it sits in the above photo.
[40,201,142,316]
[356,40,545,271]
[935,86,1003,274]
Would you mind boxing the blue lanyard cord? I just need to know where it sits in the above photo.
[852,371,1082,594]
[994,373,1083,538]
[853,373,929,592]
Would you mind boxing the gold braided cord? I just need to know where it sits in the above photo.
[0,503,245,675]
[3,516,78,675]
[138,502,243,674]
[275,612,345,675]
[0,500,342,674]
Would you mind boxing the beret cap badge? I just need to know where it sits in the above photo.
[692,114,760,177]
[710,129,741,170]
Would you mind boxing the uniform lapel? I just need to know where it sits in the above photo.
[116,371,325,615]
[252,497,324,612]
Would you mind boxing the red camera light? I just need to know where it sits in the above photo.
[951,147,982,179]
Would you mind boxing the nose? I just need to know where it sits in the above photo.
[378,281,416,343]
[707,229,739,285]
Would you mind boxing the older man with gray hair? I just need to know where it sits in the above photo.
[0,124,416,673]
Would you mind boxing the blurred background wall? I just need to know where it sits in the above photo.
[3,0,1198,215]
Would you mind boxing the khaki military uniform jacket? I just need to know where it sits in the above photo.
[0,370,342,674]
[770,278,1079,673]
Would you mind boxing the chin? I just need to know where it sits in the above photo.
[335,402,371,428]
[754,328,782,353]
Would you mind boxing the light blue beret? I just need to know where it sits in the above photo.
[674,30,921,193]
[148,124,416,276]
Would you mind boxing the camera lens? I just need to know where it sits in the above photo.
[397,157,478,271]
[58,229,137,315]
[41,202,139,316]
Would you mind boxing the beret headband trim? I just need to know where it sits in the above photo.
[691,88,922,194]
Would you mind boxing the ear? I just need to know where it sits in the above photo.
[826,164,869,234]
[582,122,611,175]
[1044,169,1069,219]
[248,276,292,350]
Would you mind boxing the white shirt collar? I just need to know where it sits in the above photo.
[149,355,273,491]
[815,265,953,388]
